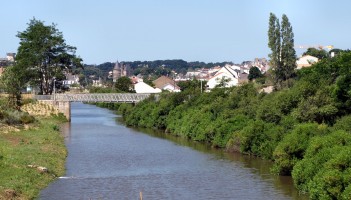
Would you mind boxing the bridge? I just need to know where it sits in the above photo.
[34,93,156,121]
[35,93,153,103]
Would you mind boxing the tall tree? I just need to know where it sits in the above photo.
[280,14,296,82]
[268,13,296,89]
[16,18,83,95]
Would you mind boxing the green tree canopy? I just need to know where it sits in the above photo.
[16,18,83,95]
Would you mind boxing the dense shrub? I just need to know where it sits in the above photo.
[2,110,35,125]
[292,131,351,199]
[237,120,285,159]
[272,123,329,175]
[332,115,351,133]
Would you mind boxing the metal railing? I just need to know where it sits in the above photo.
[34,93,155,103]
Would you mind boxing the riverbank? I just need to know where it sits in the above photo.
[94,52,351,200]
[0,108,67,199]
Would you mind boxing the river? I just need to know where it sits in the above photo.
[40,102,307,200]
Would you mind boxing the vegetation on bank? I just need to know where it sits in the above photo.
[0,99,67,199]
[96,52,351,199]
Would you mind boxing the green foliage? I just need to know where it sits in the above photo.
[115,77,134,93]
[238,120,284,159]
[292,131,351,199]
[177,79,206,94]
[280,14,297,80]
[1,109,35,125]
[272,123,328,175]
[332,115,351,133]
[0,66,26,109]
[333,74,351,113]
[292,87,338,124]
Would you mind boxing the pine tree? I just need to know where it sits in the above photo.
[268,13,296,89]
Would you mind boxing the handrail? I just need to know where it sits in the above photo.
[33,93,157,103]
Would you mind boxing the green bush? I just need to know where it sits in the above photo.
[272,123,328,175]
[292,131,351,199]
[333,115,351,133]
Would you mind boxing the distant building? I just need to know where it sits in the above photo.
[113,61,131,82]
[0,59,7,67]
[153,76,181,92]
[241,58,270,73]
[0,53,16,66]
[296,55,319,69]
[92,77,103,87]
[206,65,239,89]
[6,53,16,62]
[63,73,80,87]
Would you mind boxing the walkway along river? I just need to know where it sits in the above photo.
[40,102,307,199]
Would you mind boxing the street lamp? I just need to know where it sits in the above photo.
[53,77,56,102]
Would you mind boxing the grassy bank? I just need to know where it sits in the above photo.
[0,114,67,199]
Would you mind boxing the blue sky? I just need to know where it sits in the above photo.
[0,0,350,64]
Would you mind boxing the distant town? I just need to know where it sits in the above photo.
[0,52,324,94]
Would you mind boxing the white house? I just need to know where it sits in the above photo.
[134,81,161,93]
[296,55,319,69]
[161,83,181,92]
[206,65,239,89]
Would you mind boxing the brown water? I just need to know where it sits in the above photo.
[40,102,308,200]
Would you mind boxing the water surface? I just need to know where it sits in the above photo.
[40,102,307,200]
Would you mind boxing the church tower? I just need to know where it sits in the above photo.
[113,60,120,82]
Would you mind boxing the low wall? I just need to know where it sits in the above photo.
[38,100,71,121]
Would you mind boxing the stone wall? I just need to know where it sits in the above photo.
[37,100,71,121]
